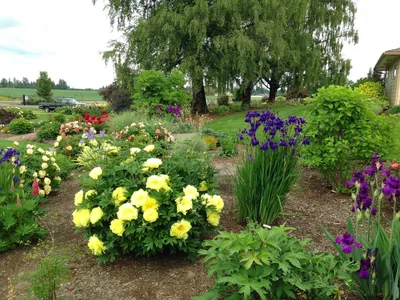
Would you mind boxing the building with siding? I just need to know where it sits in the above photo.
[374,47,400,106]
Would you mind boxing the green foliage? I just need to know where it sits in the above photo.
[219,136,238,157]
[233,87,245,102]
[54,106,74,115]
[323,158,400,299]
[213,105,229,114]
[54,154,75,180]
[74,142,219,262]
[133,69,189,106]
[217,94,229,106]
[36,71,53,100]
[356,81,385,99]
[49,113,66,124]
[200,128,228,141]
[173,138,208,155]
[5,107,37,120]
[202,136,218,150]
[8,118,34,134]
[37,122,62,141]
[388,106,400,115]
[22,248,71,300]
[196,223,345,300]
[169,121,195,134]
[303,85,397,190]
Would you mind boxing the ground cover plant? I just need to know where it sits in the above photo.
[236,110,309,224]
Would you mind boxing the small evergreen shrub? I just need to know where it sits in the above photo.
[219,136,238,157]
[8,118,34,134]
[49,113,66,124]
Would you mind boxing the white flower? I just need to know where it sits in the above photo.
[13,141,19,146]
[56,136,62,142]
[42,155,49,162]
[130,147,141,155]
[143,145,155,152]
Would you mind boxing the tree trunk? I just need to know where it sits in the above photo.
[191,75,208,115]
[241,81,254,108]
[268,81,279,102]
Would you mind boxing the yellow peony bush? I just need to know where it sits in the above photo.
[72,143,221,262]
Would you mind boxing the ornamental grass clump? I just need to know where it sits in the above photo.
[73,143,221,262]
[236,110,309,225]
[323,152,400,299]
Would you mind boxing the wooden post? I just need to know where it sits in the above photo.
[22,94,26,105]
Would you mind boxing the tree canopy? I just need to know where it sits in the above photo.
[94,0,358,112]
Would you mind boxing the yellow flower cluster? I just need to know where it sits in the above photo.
[201,194,224,226]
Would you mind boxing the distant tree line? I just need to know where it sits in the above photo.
[0,77,70,90]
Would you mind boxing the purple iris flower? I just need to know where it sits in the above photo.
[335,232,362,254]
[251,138,259,146]
[99,130,105,137]
[248,155,253,162]
[260,142,268,151]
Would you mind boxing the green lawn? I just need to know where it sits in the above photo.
[205,103,309,135]
[0,140,50,150]
[0,88,102,102]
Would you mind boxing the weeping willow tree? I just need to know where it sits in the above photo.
[94,0,358,112]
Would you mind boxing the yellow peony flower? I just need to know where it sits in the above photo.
[74,190,84,206]
[89,139,98,147]
[88,235,106,255]
[44,177,51,185]
[50,157,56,162]
[19,165,26,174]
[199,181,208,192]
[41,163,48,169]
[130,147,141,155]
[42,155,49,162]
[117,203,138,221]
[112,187,128,206]
[54,142,59,147]
[89,167,102,180]
[142,197,159,211]
[39,190,45,197]
[90,207,104,224]
[207,211,220,226]
[66,145,73,151]
[110,219,125,236]
[142,158,162,170]
[176,196,193,215]
[170,219,192,240]
[72,209,91,227]
[146,175,169,192]
[56,136,62,142]
[38,148,45,154]
[143,208,159,223]
[85,190,97,199]
[107,146,119,155]
[206,195,224,212]
[33,172,38,178]
[27,149,33,155]
[130,189,149,207]
[183,185,199,200]
[44,185,52,195]
[143,144,155,152]
[38,170,46,178]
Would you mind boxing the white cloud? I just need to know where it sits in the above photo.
[0,0,117,89]
[343,0,400,81]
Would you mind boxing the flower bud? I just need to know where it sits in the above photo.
[351,193,356,201]
[356,209,363,221]
[379,193,384,201]
[395,212,400,220]
[373,189,379,198]
[364,209,371,220]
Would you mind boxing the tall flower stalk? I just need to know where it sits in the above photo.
[235,110,309,224]
[324,152,400,299]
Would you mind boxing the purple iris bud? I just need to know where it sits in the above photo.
[359,270,370,279]
[270,142,278,151]
[279,140,287,147]
[371,207,377,216]
[156,105,163,110]
[248,155,253,162]
[372,152,381,160]
[289,139,297,147]
[13,176,20,183]
[99,130,105,137]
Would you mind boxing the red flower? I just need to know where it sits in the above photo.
[32,179,39,196]
[392,163,399,169]
[84,113,90,120]
[102,110,107,114]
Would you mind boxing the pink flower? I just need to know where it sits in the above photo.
[32,179,39,196]
[156,129,161,135]
[392,163,399,169]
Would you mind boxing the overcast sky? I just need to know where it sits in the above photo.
[0,0,399,89]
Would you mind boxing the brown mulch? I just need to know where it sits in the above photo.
[0,132,37,142]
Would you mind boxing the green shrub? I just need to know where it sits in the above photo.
[54,154,75,180]
[110,88,132,112]
[5,107,37,120]
[196,223,346,300]
[173,138,208,154]
[8,118,34,134]
[303,85,397,190]
[236,111,307,224]
[213,105,230,114]
[388,105,400,115]
[217,94,229,106]
[54,106,74,115]
[229,102,244,112]
[219,136,238,157]
[133,69,189,106]
[49,113,66,124]
[37,122,61,140]
[169,121,195,134]
[356,81,385,98]
[233,87,244,102]
[73,143,219,262]
[0,148,46,252]
[200,127,228,141]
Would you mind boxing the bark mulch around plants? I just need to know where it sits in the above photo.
[0,159,369,300]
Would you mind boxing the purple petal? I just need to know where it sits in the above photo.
[342,245,353,254]
[359,270,370,279]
